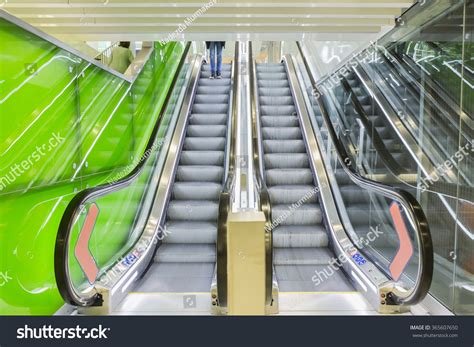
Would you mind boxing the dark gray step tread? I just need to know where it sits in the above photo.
[155,244,216,263]
[274,247,333,265]
[273,225,328,248]
[164,221,217,244]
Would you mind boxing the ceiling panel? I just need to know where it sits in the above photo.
[1,0,415,41]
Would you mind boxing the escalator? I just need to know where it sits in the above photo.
[251,44,433,313]
[333,52,474,313]
[297,2,473,314]
[255,63,352,292]
[123,63,232,295]
[54,44,237,315]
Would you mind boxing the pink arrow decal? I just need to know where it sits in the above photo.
[74,203,99,284]
[389,202,414,281]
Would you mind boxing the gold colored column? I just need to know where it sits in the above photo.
[227,211,266,315]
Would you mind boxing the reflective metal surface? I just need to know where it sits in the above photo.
[215,42,239,311]
[249,42,277,312]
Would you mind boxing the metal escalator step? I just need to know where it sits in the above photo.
[258,87,291,97]
[172,182,222,201]
[197,86,230,95]
[194,94,229,104]
[189,114,227,126]
[167,200,219,221]
[264,153,309,169]
[258,72,288,80]
[176,165,224,183]
[335,169,352,185]
[155,244,216,263]
[375,126,391,138]
[266,169,314,186]
[275,264,354,292]
[164,221,217,244]
[268,185,318,204]
[272,204,322,226]
[261,105,296,115]
[362,104,372,114]
[368,115,385,127]
[263,140,306,153]
[346,205,373,226]
[273,225,328,248]
[261,116,299,128]
[256,64,285,73]
[199,78,231,87]
[259,96,294,105]
[339,186,370,205]
[187,125,227,137]
[192,103,229,114]
[274,247,333,265]
[183,137,226,151]
[262,127,303,140]
[347,78,358,87]
[180,151,224,166]
[258,80,290,88]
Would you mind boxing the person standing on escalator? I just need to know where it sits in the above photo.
[108,41,134,74]
[206,41,226,79]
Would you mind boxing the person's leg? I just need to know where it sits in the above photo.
[216,42,223,78]
[209,42,216,78]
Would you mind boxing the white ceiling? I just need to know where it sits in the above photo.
[1,0,415,41]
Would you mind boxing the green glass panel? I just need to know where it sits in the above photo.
[0,12,185,315]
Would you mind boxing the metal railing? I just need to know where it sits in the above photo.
[94,41,119,65]
[216,42,240,309]
[249,42,274,308]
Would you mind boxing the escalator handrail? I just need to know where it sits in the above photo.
[248,42,273,307]
[339,76,407,176]
[216,42,240,308]
[54,42,192,307]
[377,51,461,136]
[391,49,474,132]
[297,42,433,306]
[379,48,473,139]
[364,50,474,191]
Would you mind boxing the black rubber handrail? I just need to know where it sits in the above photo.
[55,42,192,307]
[297,42,433,306]
[392,49,474,131]
[378,49,472,141]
